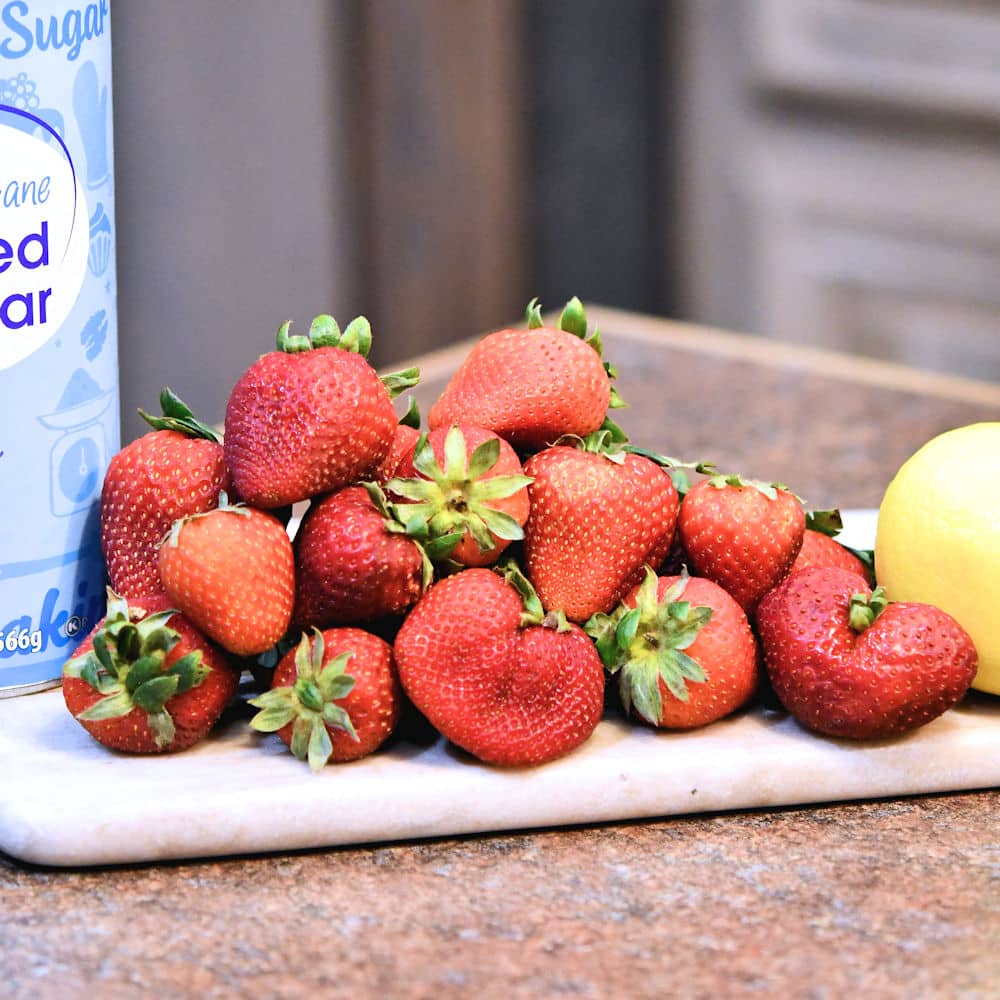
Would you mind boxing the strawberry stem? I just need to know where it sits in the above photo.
[848,586,890,633]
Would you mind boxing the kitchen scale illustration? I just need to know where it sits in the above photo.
[37,367,114,517]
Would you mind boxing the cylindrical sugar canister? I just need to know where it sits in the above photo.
[0,0,118,695]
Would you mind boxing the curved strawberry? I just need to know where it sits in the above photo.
[158,496,295,656]
[249,627,402,769]
[224,315,418,508]
[100,388,230,599]
[523,439,679,622]
[62,592,240,753]
[394,566,605,767]
[586,569,759,729]
[387,425,532,567]
[678,474,805,615]
[292,484,430,629]
[757,566,978,740]
[428,297,619,452]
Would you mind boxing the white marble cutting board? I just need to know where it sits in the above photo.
[3,511,998,868]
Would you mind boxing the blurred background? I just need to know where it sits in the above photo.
[112,0,1000,440]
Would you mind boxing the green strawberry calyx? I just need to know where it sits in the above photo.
[62,589,208,748]
[361,481,435,593]
[495,559,571,631]
[386,426,533,563]
[848,586,890,633]
[275,315,420,399]
[248,628,359,772]
[137,387,222,444]
[584,568,711,725]
[525,295,628,437]
[704,472,803,504]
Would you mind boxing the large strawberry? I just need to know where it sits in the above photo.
[387,424,532,567]
[757,566,978,740]
[292,483,431,629]
[249,627,402,769]
[100,388,230,599]
[224,315,418,508]
[587,569,759,729]
[158,496,295,656]
[428,297,623,452]
[522,436,679,622]
[394,565,605,767]
[677,474,805,615]
[62,592,240,753]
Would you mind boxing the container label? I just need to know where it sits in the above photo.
[1,1,117,693]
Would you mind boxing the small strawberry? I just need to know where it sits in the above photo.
[586,569,759,729]
[158,495,295,656]
[387,424,533,567]
[394,564,605,767]
[100,388,231,598]
[677,474,805,615]
[757,566,978,740]
[224,315,419,508]
[249,627,402,769]
[62,592,240,753]
[373,399,423,484]
[790,510,874,584]
[522,435,679,622]
[292,483,431,629]
[428,296,623,452]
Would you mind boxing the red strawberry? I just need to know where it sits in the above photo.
[388,425,532,567]
[100,389,230,598]
[292,484,430,629]
[587,570,759,729]
[677,474,805,615]
[249,627,402,769]
[394,566,605,767]
[374,421,422,484]
[757,566,978,740]
[223,315,418,508]
[522,439,679,622]
[791,529,874,584]
[158,496,295,656]
[428,297,621,452]
[62,592,240,753]
[789,510,874,584]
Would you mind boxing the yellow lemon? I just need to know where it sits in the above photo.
[875,422,1000,694]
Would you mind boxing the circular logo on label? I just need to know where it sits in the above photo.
[0,114,89,372]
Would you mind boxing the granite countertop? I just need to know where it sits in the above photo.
[4,308,1000,998]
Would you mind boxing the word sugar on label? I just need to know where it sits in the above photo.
[0,0,118,695]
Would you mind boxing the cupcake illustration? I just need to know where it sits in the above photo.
[88,203,112,276]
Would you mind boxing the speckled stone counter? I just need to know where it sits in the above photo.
[4,308,999,998]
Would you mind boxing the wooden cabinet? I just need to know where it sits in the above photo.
[676,0,1000,380]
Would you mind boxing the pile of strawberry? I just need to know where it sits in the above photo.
[62,299,980,771]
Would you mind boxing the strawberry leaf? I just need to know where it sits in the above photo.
[558,296,588,339]
[76,690,135,722]
[380,366,420,399]
[307,719,335,772]
[131,674,180,713]
[322,702,359,741]
[147,710,176,748]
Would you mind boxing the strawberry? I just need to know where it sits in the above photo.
[756,566,978,740]
[790,510,874,584]
[387,425,532,567]
[223,315,419,508]
[428,297,623,452]
[677,474,805,615]
[157,495,295,656]
[393,565,605,767]
[586,569,759,729]
[522,437,679,622]
[292,483,431,629]
[62,592,240,753]
[374,400,423,484]
[100,388,231,598]
[249,627,402,769]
